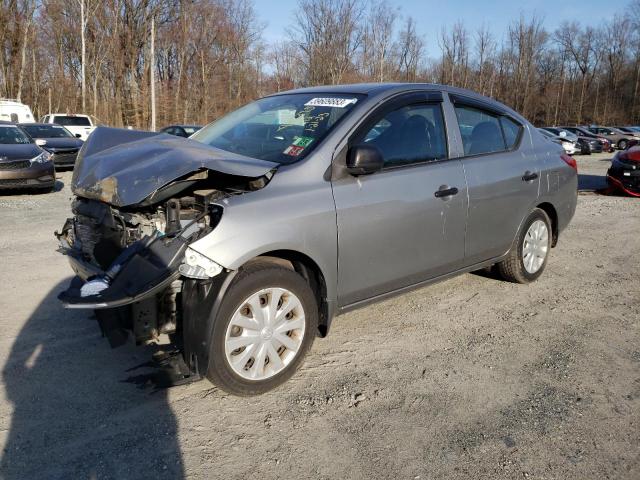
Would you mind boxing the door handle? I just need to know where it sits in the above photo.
[522,171,539,182]
[434,186,459,198]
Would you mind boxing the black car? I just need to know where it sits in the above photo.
[607,146,640,196]
[159,124,202,138]
[19,123,84,168]
[0,122,55,191]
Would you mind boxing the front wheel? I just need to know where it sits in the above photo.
[206,261,318,396]
[497,209,552,284]
[618,139,628,150]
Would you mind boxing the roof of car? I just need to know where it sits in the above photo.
[163,124,202,128]
[19,122,56,127]
[271,82,445,96]
[266,82,526,121]
[47,113,91,117]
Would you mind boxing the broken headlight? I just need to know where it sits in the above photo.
[179,247,223,279]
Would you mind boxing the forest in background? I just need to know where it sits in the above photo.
[1,0,640,129]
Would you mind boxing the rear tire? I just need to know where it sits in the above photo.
[497,208,552,284]
[205,261,318,396]
[618,139,628,150]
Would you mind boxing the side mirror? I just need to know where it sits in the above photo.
[346,144,384,175]
[35,139,47,146]
[75,133,82,138]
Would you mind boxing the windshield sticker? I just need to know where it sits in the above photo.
[292,136,314,148]
[304,97,357,108]
[283,145,305,156]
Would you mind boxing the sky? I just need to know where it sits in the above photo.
[254,0,631,59]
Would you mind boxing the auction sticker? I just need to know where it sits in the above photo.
[292,136,314,147]
[284,145,305,156]
[304,97,357,108]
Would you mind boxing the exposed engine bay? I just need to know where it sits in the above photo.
[56,189,223,346]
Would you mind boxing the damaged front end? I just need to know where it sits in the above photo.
[55,127,276,372]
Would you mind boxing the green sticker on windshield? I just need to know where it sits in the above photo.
[293,136,314,148]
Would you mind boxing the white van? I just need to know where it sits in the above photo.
[0,99,35,123]
[41,113,96,141]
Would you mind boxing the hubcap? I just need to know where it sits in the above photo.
[224,287,306,381]
[522,219,549,274]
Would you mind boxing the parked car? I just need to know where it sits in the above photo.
[55,84,578,395]
[607,145,640,196]
[19,123,84,168]
[0,98,35,123]
[0,122,55,191]
[538,128,579,155]
[159,124,202,137]
[588,126,639,150]
[541,127,597,154]
[560,126,613,152]
[40,113,96,141]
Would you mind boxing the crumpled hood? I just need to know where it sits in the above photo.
[71,127,278,207]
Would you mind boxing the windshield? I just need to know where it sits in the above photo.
[53,115,91,126]
[0,125,32,144]
[22,124,73,139]
[191,93,364,164]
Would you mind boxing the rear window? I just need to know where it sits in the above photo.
[53,116,91,126]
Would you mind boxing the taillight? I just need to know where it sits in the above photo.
[561,153,577,171]
[619,147,640,163]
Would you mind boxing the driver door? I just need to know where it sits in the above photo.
[332,93,468,307]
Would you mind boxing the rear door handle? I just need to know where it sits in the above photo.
[522,171,539,182]
[434,186,459,198]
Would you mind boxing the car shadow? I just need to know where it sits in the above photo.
[0,180,64,196]
[578,173,607,192]
[0,280,185,479]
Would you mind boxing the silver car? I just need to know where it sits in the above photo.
[56,84,578,395]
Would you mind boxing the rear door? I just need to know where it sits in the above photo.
[332,92,468,306]
[449,95,540,264]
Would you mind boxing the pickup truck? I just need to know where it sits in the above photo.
[40,113,96,141]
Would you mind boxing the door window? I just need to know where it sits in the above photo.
[454,105,522,155]
[361,103,448,167]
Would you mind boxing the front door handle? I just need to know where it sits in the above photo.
[434,186,459,198]
[522,171,539,182]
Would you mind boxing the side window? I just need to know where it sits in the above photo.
[361,103,448,167]
[455,105,522,155]
[454,106,505,155]
[500,116,523,149]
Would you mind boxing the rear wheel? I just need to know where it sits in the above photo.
[618,139,628,150]
[497,209,551,284]
[206,261,317,396]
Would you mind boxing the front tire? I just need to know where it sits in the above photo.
[497,208,552,284]
[206,261,318,396]
[618,139,628,150]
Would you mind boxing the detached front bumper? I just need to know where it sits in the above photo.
[57,233,189,309]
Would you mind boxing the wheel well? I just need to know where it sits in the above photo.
[536,202,558,247]
[247,250,329,337]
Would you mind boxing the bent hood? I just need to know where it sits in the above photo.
[71,127,278,207]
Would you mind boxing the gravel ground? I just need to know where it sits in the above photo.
[0,152,638,480]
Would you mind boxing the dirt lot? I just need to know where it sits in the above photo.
[0,152,638,480]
